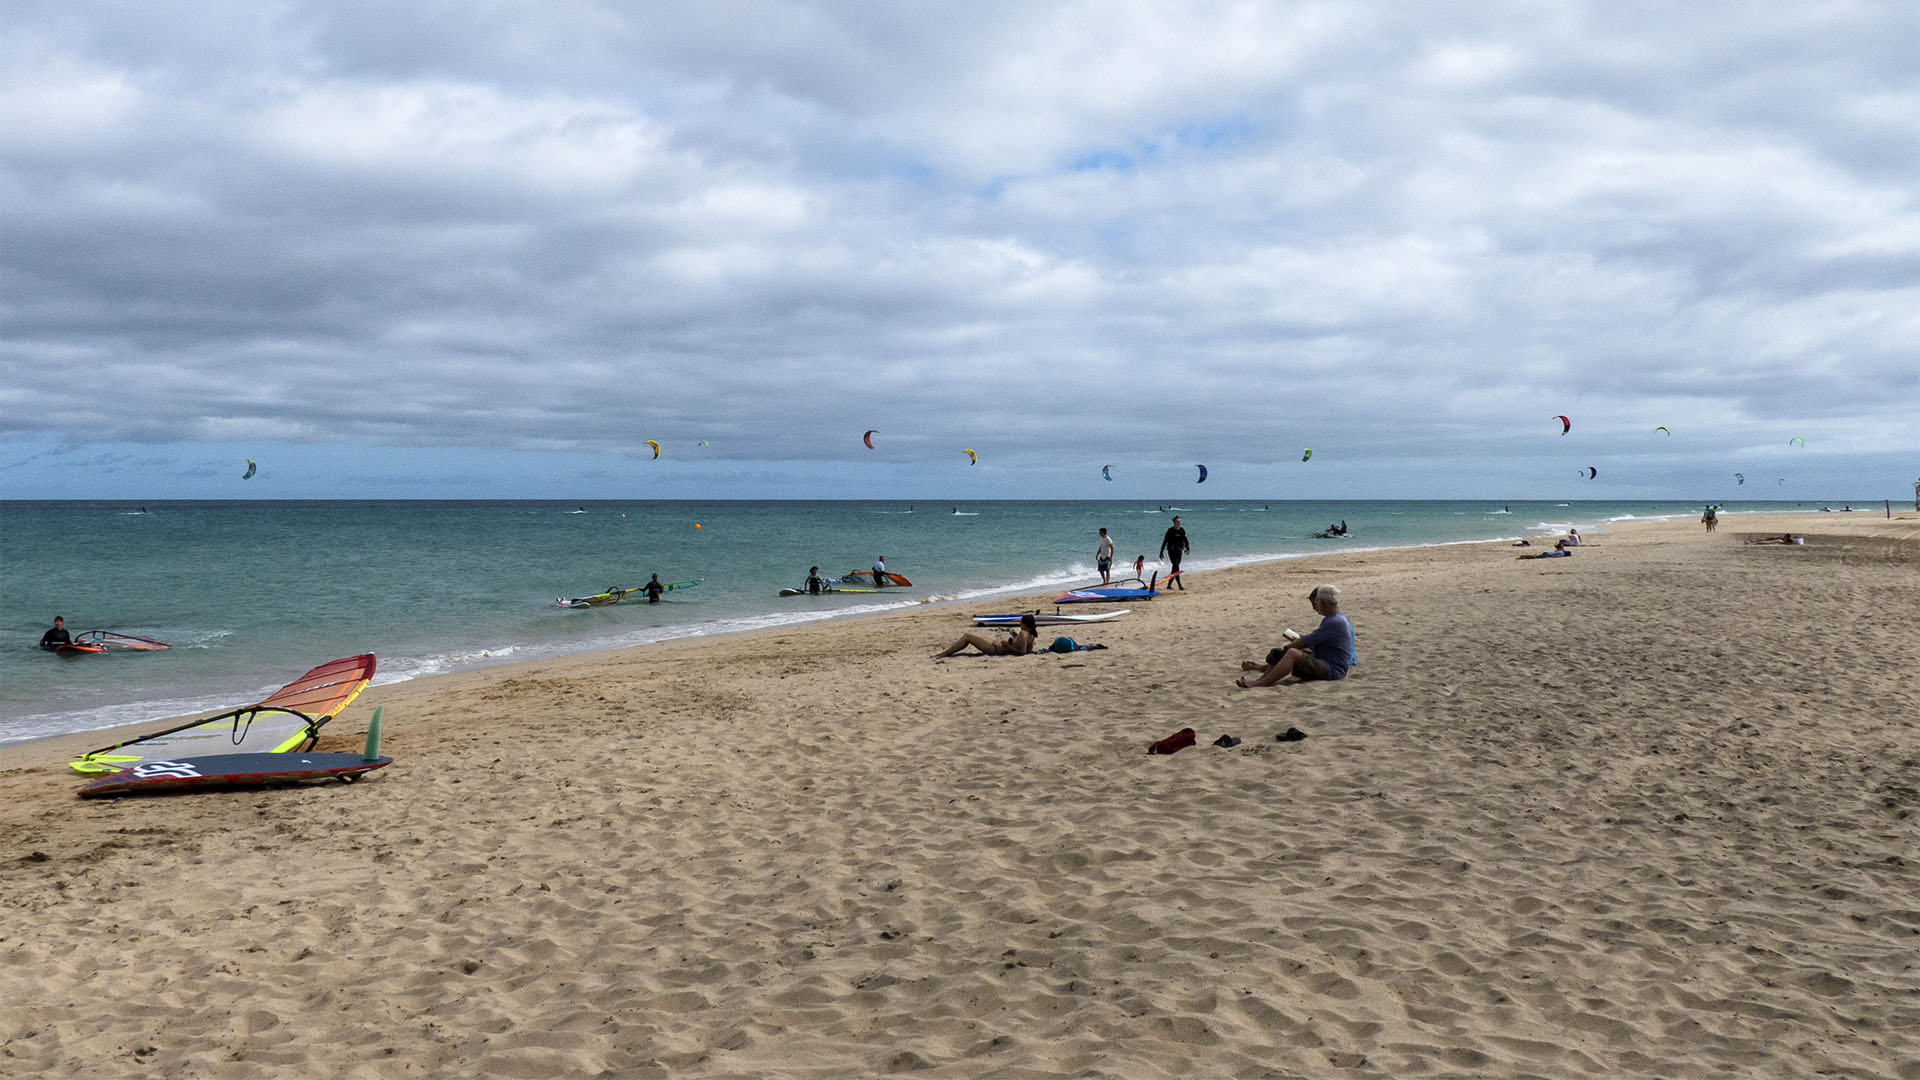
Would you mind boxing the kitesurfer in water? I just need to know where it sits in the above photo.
[40,616,71,651]
[1236,586,1352,687]
[935,614,1037,658]
[1096,528,1114,584]
[644,574,665,603]
[1159,517,1190,589]
[805,567,826,595]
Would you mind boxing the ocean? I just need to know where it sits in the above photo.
[0,498,1813,747]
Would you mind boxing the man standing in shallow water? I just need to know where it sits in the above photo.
[1095,528,1115,584]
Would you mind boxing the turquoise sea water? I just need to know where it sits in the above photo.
[0,499,1823,747]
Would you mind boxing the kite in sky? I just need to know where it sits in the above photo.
[242,459,256,480]
[645,440,660,459]
[1195,464,1208,483]
[1301,448,1313,462]
[1101,465,1112,481]
[1655,426,1671,436]
[1579,466,1598,479]
[1554,415,1571,435]
[963,448,977,465]
[863,430,876,449]
[1789,437,1805,446]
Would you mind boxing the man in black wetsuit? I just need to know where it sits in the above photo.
[1159,517,1190,590]
[805,567,826,594]
[644,574,665,603]
[40,616,71,650]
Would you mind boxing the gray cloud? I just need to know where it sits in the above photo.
[2,1,1915,499]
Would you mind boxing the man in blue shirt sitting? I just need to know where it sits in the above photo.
[1236,584,1353,688]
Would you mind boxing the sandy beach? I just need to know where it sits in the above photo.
[3,512,1916,1079]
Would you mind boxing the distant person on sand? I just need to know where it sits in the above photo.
[1133,554,1146,582]
[1517,540,1573,559]
[40,616,70,651]
[1565,527,1582,546]
[1236,586,1352,687]
[644,574,665,603]
[1702,505,1718,532]
[935,614,1037,658]
[1096,528,1115,584]
[1159,516,1190,589]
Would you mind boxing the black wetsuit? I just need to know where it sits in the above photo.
[644,578,665,603]
[1159,525,1190,587]
[805,574,825,595]
[40,626,71,651]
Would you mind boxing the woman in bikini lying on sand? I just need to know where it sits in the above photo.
[935,614,1037,658]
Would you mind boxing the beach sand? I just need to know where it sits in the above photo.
[4,513,1917,1079]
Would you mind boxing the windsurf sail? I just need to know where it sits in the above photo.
[70,654,377,774]
[841,570,912,587]
[557,586,640,608]
[72,630,171,651]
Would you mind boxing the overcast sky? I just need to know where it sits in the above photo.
[3,1,1915,501]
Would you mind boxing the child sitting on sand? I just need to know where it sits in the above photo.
[935,614,1037,658]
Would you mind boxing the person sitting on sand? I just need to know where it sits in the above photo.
[935,614,1037,658]
[1236,586,1352,687]
[1517,540,1573,559]
[1747,534,1802,545]
[1565,527,1582,546]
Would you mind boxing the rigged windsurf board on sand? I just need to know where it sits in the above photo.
[70,653,376,774]
[76,752,392,798]
[972,609,1132,626]
[1054,577,1157,604]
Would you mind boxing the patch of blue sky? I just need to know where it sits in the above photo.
[1174,112,1256,150]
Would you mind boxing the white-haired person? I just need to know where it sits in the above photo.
[1236,585,1353,688]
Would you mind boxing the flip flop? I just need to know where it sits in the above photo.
[1276,727,1307,742]
[1212,734,1241,748]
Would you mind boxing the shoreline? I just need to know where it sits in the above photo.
[5,512,1916,1077]
[0,506,1838,755]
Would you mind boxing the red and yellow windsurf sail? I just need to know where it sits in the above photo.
[70,654,377,774]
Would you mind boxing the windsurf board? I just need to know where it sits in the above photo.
[77,753,392,798]
[972,609,1132,626]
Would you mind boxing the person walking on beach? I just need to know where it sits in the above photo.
[1236,585,1353,687]
[1702,505,1718,533]
[40,616,70,651]
[1159,516,1190,589]
[872,555,888,587]
[1096,528,1115,584]
[643,574,665,603]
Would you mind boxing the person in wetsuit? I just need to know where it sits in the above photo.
[805,567,826,594]
[644,574,665,603]
[1159,517,1190,589]
[40,616,71,651]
